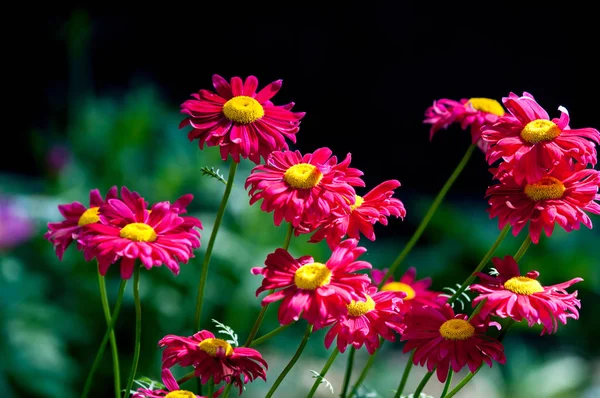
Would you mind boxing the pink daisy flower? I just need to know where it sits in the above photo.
[424,97,506,152]
[81,187,202,279]
[470,255,583,335]
[179,74,305,164]
[251,238,372,330]
[159,330,267,395]
[401,304,506,383]
[371,267,446,313]
[132,388,221,398]
[44,186,119,260]
[302,179,406,249]
[245,147,365,228]
[486,160,600,243]
[324,285,405,354]
[482,92,600,184]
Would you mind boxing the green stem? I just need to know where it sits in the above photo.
[412,369,434,397]
[249,323,292,347]
[194,161,238,331]
[81,279,128,398]
[222,384,232,398]
[469,298,486,321]
[440,368,453,398]
[444,365,483,398]
[177,370,195,385]
[340,347,356,397]
[497,318,516,342]
[349,341,381,398]
[97,271,121,398]
[393,351,414,398]
[123,266,142,397]
[206,378,214,397]
[243,223,294,346]
[264,324,313,398]
[513,234,532,262]
[379,143,476,287]
[447,224,511,304]
[306,349,340,398]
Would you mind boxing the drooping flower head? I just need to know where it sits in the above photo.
[245,147,365,228]
[159,330,267,395]
[371,267,446,313]
[0,197,35,251]
[470,255,582,335]
[81,187,202,279]
[424,97,505,152]
[486,160,600,243]
[482,92,600,184]
[44,186,119,260]
[251,238,372,330]
[401,304,506,383]
[303,179,406,249]
[180,74,305,164]
[324,285,405,354]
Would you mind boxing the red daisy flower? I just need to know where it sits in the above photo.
[401,304,506,383]
[371,267,446,313]
[44,186,119,260]
[132,387,221,398]
[324,285,405,354]
[482,91,600,184]
[179,74,305,164]
[251,238,372,330]
[302,180,406,249]
[424,97,505,152]
[81,187,202,279]
[486,160,600,244]
[470,255,582,335]
[159,330,267,395]
[245,147,364,228]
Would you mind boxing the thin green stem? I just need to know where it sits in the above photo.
[393,351,414,398]
[440,368,453,398]
[123,266,142,398]
[222,384,233,398]
[81,279,128,398]
[412,369,434,397]
[340,347,356,397]
[306,349,339,398]
[349,340,381,398]
[97,271,121,398]
[447,224,511,304]
[243,223,294,346]
[177,370,195,385]
[469,298,486,321]
[264,324,313,398]
[379,144,476,287]
[498,319,516,342]
[514,234,532,262]
[249,323,292,347]
[444,365,483,398]
[194,161,238,331]
[206,379,214,397]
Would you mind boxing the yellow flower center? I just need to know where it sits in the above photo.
[380,282,416,300]
[347,295,376,317]
[283,163,323,189]
[520,119,561,144]
[524,176,565,201]
[222,95,264,124]
[294,262,331,290]
[78,207,100,226]
[504,276,544,295]
[119,222,157,242]
[198,338,234,357]
[350,195,364,211]
[165,391,196,398]
[468,98,505,116]
[439,319,475,340]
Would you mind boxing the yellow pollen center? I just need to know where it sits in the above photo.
[77,207,100,226]
[504,276,544,295]
[283,163,323,189]
[520,119,561,144]
[294,262,331,290]
[468,97,505,116]
[524,177,565,201]
[198,338,234,357]
[350,195,364,211]
[165,391,196,398]
[380,282,416,300]
[222,95,264,124]
[347,295,376,317]
[439,319,475,340]
[119,222,157,242]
